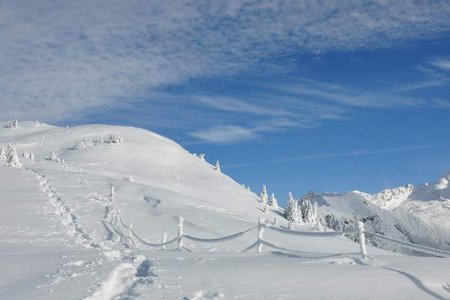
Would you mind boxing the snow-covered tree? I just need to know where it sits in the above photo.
[6,146,21,167]
[269,193,278,208]
[284,192,301,223]
[260,185,268,205]
[197,153,206,161]
[214,160,221,172]
[301,199,322,230]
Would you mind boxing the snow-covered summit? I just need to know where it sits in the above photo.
[369,184,414,210]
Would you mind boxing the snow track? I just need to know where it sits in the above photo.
[85,255,153,300]
[26,168,101,249]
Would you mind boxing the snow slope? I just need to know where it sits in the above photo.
[1,121,450,300]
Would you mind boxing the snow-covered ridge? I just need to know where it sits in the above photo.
[369,184,414,210]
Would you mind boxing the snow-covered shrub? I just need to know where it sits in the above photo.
[0,146,6,160]
[6,120,18,128]
[47,151,65,163]
[197,153,206,161]
[214,160,221,172]
[73,139,87,149]
[284,192,301,223]
[21,151,35,160]
[106,135,124,144]
[6,145,21,167]
[124,174,134,182]
[260,185,268,205]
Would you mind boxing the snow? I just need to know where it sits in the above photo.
[1,121,450,299]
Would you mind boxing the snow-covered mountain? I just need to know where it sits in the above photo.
[1,121,449,300]
[301,173,450,254]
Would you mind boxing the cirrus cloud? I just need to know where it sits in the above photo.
[2,0,450,122]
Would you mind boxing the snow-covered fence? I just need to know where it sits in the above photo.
[108,188,450,257]
[363,231,450,258]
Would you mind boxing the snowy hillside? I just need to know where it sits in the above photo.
[1,121,450,300]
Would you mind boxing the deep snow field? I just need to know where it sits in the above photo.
[0,121,449,300]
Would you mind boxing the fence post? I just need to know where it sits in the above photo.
[178,217,184,252]
[128,224,134,243]
[110,186,115,202]
[161,232,167,250]
[257,218,264,253]
[357,221,368,259]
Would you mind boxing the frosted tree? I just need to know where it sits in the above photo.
[284,192,301,223]
[301,199,322,230]
[260,185,268,205]
[214,160,221,172]
[269,193,278,208]
[198,153,206,161]
[6,146,22,168]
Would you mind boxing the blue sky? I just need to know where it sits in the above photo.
[2,1,450,205]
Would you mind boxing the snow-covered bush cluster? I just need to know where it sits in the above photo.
[0,144,22,167]
[106,135,124,144]
[73,139,94,149]
[71,135,124,150]
[21,151,35,160]
[5,120,19,128]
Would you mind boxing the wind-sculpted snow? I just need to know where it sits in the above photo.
[1,121,450,299]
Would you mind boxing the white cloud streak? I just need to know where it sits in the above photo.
[2,0,450,122]
[224,145,433,168]
[430,58,450,72]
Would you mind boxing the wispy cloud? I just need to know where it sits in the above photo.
[2,1,450,121]
[430,58,450,72]
[224,145,433,168]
